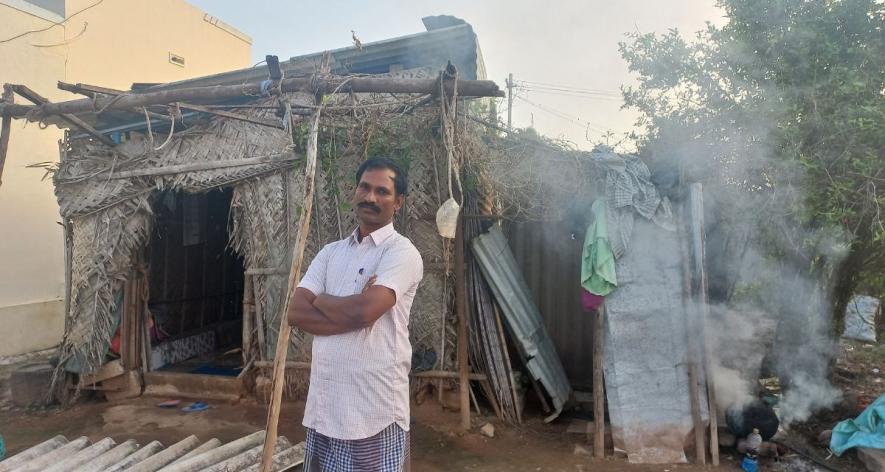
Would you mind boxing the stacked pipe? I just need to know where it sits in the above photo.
[0,430,303,472]
[464,194,522,423]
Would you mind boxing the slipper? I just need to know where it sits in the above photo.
[181,401,209,412]
[156,399,181,408]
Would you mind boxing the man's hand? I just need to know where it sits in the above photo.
[362,275,377,293]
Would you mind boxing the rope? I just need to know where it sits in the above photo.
[439,68,461,205]
[152,105,176,151]
[142,107,155,149]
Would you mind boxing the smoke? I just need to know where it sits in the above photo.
[635,57,850,425]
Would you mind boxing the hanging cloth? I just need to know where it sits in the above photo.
[581,198,617,297]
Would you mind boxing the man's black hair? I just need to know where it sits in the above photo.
[355,157,408,196]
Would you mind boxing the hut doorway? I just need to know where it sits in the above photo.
[144,189,245,381]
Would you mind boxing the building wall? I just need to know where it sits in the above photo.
[0,0,251,356]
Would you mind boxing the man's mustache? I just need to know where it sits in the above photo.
[357,202,381,213]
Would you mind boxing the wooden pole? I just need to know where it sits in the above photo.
[0,85,13,188]
[253,278,267,361]
[455,214,471,431]
[0,76,504,121]
[242,275,254,363]
[68,155,299,182]
[8,84,120,149]
[592,304,606,458]
[258,105,322,472]
[689,183,719,466]
[679,210,707,465]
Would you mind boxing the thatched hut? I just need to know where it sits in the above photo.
[1,16,721,465]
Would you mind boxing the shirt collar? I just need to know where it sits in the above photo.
[348,222,396,246]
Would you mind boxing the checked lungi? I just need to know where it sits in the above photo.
[303,423,411,472]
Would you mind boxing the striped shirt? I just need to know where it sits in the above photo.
[298,222,423,440]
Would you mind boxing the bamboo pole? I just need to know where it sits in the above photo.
[592,304,606,458]
[69,155,299,181]
[0,77,504,121]
[455,214,471,430]
[258,105,322,472]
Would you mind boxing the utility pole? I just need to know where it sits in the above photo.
[506,73,514,131]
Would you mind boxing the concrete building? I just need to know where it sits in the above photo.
[0,0,251,356]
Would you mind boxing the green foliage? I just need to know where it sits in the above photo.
[620,0,885,320]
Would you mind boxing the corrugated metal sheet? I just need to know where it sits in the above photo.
[0,430,304,472]
[471,225,571,421]
[507,220,597,389]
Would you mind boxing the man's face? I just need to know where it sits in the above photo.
[353,168,403,228]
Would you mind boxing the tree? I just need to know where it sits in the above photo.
[620,0,885,331]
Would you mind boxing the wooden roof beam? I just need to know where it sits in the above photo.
[10,84,121,149]
[1,75,504,121]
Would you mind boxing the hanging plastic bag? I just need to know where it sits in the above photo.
[436,197,460,239]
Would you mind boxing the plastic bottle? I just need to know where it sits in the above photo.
[741,428,762,472]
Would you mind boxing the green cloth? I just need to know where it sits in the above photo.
[581,199,617,296]
[830,393,885,456]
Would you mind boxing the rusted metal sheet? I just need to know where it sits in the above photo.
[472,225,571,422]
[507,220,596,389]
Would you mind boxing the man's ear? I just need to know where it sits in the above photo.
[394,194,405,211]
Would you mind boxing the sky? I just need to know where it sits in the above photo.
[189,0,726,151]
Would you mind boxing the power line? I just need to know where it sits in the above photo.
[0,0,104,44]
[518,87,623,102]
[515,79,621,96]
[515,95,608,134]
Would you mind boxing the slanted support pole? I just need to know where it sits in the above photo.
[258,103,322,472]
[9,84,120,150]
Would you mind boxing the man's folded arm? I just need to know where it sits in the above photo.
[312,286,397,330]
[288,287,359,336]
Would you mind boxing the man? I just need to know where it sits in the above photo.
[288,157,424,471]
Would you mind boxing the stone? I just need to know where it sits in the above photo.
[857,447,885,472]
[479,423,495,438]
[817,429,833,446]
[718,430,737,448]
[10,363,55,407]
[573,444,592,457]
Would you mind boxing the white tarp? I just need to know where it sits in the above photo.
[842,295,880,343]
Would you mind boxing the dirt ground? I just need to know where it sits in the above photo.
[4,344,879,471]
[0,362,744,471]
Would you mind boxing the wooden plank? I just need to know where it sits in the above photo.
[245,268,287,276]
[176,102,284,130]
[455,215,471,431]
[78,360,125,386]
[680,195,707,465]
[592,305,606,458]
[411,370,486,381]
[689,183,719,466]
